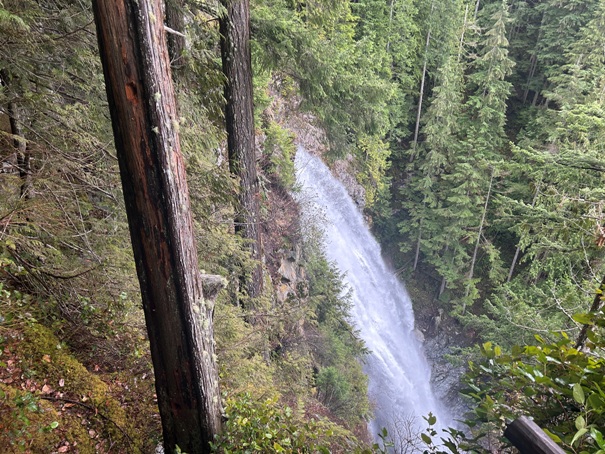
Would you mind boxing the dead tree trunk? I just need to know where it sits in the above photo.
[220,0,263,298]
[91,1,222,452]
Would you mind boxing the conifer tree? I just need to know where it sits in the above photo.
[92,0,223,451]
[220,0,264,299]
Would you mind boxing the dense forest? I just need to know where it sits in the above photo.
[1,0,604,452]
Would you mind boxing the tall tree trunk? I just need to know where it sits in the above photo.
[92,1,222,452]
[8,103,31,199]
[465,169,494,300]
[386,0,396,52]
[1,70,31,199]
[165,0,187,73]
[507,186,540,282]
[410,27,431,162]
[220,0,263,298]
[458,4,469,61]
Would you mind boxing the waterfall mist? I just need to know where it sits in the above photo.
[295,147,451,446]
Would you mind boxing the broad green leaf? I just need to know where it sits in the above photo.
[573,383,586,405]
[590,428,605,449]
[573,313,594,325]
[575,415,586,431]
[571,428,588,446]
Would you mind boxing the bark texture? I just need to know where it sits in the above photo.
[165,0,187,72]
[91,1,222,452]
[1,70,31,199]
[220,0,263,298]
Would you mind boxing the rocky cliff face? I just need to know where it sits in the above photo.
[266,79,366,208]
[275,245,307,304]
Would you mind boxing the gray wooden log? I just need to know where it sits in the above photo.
[504,416,566,454]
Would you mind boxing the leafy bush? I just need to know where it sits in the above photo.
[461,313,605,452]
[211,393,359,453]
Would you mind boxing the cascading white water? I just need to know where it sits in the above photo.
[295,147,450,445]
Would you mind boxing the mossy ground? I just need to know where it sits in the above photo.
[0,292,159,453]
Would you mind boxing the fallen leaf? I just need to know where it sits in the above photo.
[58,445,69,453]
[59,378,65,387]
[41,384,52,394]
[88,429,96,438]
[42,355,51,363]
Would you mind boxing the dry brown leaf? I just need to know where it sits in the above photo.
[42,354,51,363]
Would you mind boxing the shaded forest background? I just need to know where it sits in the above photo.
[1,0,605,452]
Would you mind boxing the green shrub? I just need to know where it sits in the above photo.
[212,393,354,453]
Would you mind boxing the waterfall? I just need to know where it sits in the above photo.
[295,147,450,446]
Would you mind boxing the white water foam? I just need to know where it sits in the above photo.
[295,147,450,446]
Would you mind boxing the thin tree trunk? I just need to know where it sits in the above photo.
[507,186,540,282]
[410,28,431,162]
[220,0,263,298]
[1,70,31,199]
[439,244,449,296]
[474,0,480,20]
[466,169,494,299]
[386,0,396,52]
[523,54,537,103]
[92,1,222,452]
[413,219,422,271]
[506,244,521,283]
[575,274,605,349]
[458,4,469,62]
[8,103,31,199]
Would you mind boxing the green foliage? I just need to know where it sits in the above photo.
[251,0,395,154]
[262,120,297,189]
[302,235,370,423]
[354,134,391,211]
[211,393,363,453]
[461,322,605,452]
